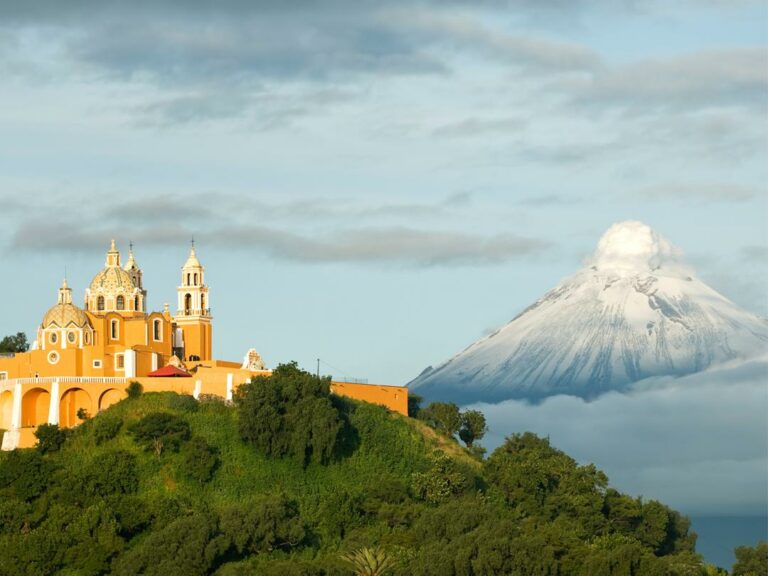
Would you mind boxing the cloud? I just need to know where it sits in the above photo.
[637,183,761,203]
[468,355,768,515]
[742,245,768,262]
[574,48,768,113]
[431,117,526,138]
[4,191,548,266]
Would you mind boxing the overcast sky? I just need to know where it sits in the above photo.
[0,0,766,515]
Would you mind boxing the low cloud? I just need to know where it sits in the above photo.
[468,355,768,515]
[5,191,548,266]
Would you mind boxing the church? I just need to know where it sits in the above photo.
[0,241,407,449]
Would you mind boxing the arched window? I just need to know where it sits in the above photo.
[187,273,191,286]
[200,294,205,312]
[134,296,139,311]
[153,319,162,341]
[110,320,118,340]
[97,296,105,311]
[185,293,192,314]
[193,273,198,285]
[116,295,125,310]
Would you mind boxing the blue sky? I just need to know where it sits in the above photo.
[1,0,765,386]
[0,0,766,519]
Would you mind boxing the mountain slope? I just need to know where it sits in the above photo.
[410,221,768,403]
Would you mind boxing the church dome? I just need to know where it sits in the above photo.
[42,302,90,328]
[89,266,135,293]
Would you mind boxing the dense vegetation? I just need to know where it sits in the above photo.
[0,363,752,575]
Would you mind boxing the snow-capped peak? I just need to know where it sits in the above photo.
[409,221,768,404]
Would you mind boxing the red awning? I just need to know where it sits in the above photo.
[147,365,192,378]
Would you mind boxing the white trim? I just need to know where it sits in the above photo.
[93,359,102,369]
[151,353,158,372]
[124,349,136,378]
[226,373,233,402]
[114,353,125,371]
[193,380,202,399]
[48,380,60,425]
[47,351,60,365]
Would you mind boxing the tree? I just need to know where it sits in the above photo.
[732,541,768,576]
[125,381,143,399]
[34,424,67,454]
[458,410,487,448]
[128,412,190,455]
[407,393,423,418]
[420,402,461,437]
[0,332,28,354]
[234,362,344,466]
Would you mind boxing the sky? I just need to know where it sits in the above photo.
[0,0,766,516]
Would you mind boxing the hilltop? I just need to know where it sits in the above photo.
[0,364,719,575]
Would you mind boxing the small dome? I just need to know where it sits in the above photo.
[183,245,202,269]
[42,302,90,328]
[89,266,136,293]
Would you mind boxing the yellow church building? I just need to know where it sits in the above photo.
[0,241,407,449]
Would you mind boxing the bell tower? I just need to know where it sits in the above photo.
[173,242,212,361]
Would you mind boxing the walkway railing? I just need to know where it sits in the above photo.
[5,376,128,386]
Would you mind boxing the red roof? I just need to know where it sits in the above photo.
[147,365,192,378]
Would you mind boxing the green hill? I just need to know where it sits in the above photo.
[0,364,720,576]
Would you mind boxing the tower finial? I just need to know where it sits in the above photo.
[110,238,117,251]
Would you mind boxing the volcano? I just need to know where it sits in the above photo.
[409,221,768,403]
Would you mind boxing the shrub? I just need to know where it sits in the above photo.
[219,496,306,555]
[168,393,199,413]
[126,381,143,399]
[34,424,68,454]
[180,437,219,484]
[128,412,190,456]
[0,449,53,501]
[80,450,139,497]
[411,452,469,505]
[93,415,123,445]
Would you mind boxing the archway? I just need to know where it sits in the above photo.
[22,388,50,427]
[99,388,123,411]
[0,391,13,430]
[59,388,92,428]
[185,293,192,314]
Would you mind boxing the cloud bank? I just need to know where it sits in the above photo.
[468,355,768,515]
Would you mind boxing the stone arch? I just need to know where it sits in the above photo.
[0,391,13,430]
[99,388,123,411]
[22,388,50,427]
[59,387,92,428]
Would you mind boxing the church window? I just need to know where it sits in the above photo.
[93,359,102,368]
[48,351,59,365]
[117,295,125,310]
[97,296,105,311]
[185,293,192,314]
[0,372,7,381]
[50,332,58,344]
[84,332,90,344]
[187,273,191,286]
[115,354,124,369]
[110,320,119,340]
[153,319,162,341]
[67,332,76,344]
[201,294,206,312]
[134,296,139,311]
[194,273,198,285]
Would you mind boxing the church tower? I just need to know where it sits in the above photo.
[173,242,212,361]
[123,243,147,313]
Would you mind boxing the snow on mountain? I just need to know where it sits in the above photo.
[409,221,768,403]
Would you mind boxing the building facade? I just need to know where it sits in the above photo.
[0,241,407,449]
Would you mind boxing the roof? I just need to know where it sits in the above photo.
[147,365,193,378]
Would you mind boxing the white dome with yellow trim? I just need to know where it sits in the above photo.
[88,266,135,293]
